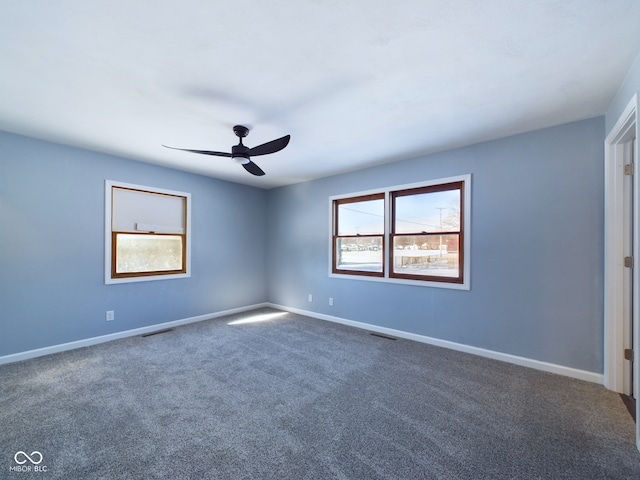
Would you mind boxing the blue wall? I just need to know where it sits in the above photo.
[0,131,267,357]
[266,117,605,373]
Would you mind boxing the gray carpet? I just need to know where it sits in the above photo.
[1,308,638,479]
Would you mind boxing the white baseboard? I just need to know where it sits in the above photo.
[268,303,604,385]
[1,302,605,386]
[0,303,269,366]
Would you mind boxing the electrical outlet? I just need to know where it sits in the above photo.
[329,297,334,306]
[308,294,313,302]
[106,310,114,321]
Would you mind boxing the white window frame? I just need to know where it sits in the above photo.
[329,174,471,290]
[105,180,191,285]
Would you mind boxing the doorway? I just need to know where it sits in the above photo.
[623,135,636,420]
[604,93,639,452]
[623,138,635,399]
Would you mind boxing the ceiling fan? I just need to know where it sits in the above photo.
[163,125,290,176]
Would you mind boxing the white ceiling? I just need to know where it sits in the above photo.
[1,1,640,189]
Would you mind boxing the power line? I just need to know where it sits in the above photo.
[340,205,440,229]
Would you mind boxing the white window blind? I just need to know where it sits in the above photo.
[112,187,185,234]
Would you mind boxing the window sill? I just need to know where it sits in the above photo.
[328,271,470,290]
[105,272,191,285]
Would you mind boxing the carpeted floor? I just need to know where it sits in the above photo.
[1,308,639,479]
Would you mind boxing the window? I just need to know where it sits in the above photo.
[330,175,470,289]
[333,193,385,276]
[391,182,463,283]
[105,181,191,284]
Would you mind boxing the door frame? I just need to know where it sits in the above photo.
[604,93,639,451]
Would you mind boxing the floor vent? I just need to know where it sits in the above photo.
[370,332,397,341]
[141,328,174,338]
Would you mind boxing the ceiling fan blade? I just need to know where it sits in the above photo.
[242,160,265,176]
[247,135,290,157]
[162,145,232,157]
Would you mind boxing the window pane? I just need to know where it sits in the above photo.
[392,234,459,278]
[116,234,183,274]
[395,189,460,233]
[338,199,384,235]
[336,237,383,273]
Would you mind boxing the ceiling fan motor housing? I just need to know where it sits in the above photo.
[231,143,250,164]
[231,125,251,163]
